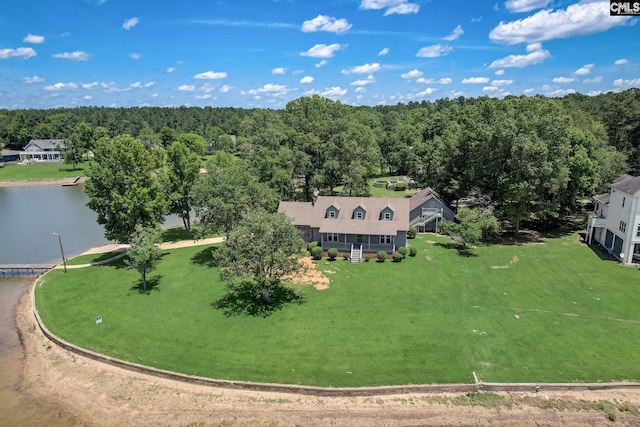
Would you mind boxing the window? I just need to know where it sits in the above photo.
[383,212,391,220]
[357,235,363,243]
[327,233,338,242]
[429,200,435,208]
[636,225,640,238]
[623,197,626,208]
[619,221,627,233]
[329,210,336,219]
[380,235,392,244]
[355,211,363,219]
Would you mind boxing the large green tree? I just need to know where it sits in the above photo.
[165,140,201,237]
[86,135,167,243]
[128,225,162,293]
[215,210,304,303]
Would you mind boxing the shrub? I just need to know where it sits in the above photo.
[364,255,371,262]
[311,246,323,260]
[342,252,349,260]
[409,246,417,257]
[408,226,417,239]
[397,246,407,258]
[327,248,338,260]
[376,251,387,262]
[394,182,407,191]
[392,252,403,262]
[308,241,318,250]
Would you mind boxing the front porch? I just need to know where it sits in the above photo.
[320,233,396,253]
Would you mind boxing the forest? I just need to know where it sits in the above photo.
[2,89,639,232]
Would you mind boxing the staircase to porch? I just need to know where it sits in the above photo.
[410,208,443,228]
[350,244,362,263]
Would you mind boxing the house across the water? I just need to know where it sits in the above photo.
[278,187,455,262]
[19,139,65,162]
[587,174,640,264]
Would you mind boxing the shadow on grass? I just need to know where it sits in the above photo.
[129,275,163,295]
[191,246,220,268]
[211,280,306,318]
[434,242,478,257]
[58,167,85,172]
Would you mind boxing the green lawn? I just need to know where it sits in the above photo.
[0,162,87,181]
[35,231,640,386]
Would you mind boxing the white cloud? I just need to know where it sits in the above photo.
[574,63,594,75]
[416,44,453,58]
[553,76,575,83]
[471,16,482,22]
[247,84,289,97]
[342,63,381,74]
[219,85,232,93]
[0,47,36,59]
[523,88,534,94]
[583,76,602,83]
[490,2,632,45]
[351,75,376,86]
[492,79,513,85]
[416,87,437,96]
[504,0,551,12]
[489,48,550,68]
[178,84,196,91]
[378,47,390,56]
[462,77,490,84]
[23,34,45,44]
[129,53,142,59]
[439,77,453,84]
[417,78,435,84]
[401,69,423,79]
[301,43,345,58]
[613,78,640,87]
[167,67,175,73]
[195,94,213,100]
[193,71,227,79]
[483,86,500,92]
[302,15,352,34]
[614,58,629,65]
[272,67,286,75]
[23,76,45,84]
[321,86,347,97]
[495,69,505,75]
[355,87,367,93]
[300,76,314,84]
[547,88,576,97]
[83,95,93,100]
[316,59,328,68]
[360,0,420,15]
[129,81,155,88]
[43,82,78,91]
[123,17,139,30]
[442,25,464,41]
[82,82,98,89]
[53,51,90,61]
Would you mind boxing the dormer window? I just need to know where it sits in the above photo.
[326,204,340,219]
[383,212,391,220]
[356,211,363,219]
[329,211,336,218]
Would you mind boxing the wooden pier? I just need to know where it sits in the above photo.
[0,264,57,276]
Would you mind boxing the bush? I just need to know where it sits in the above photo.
[409,246,417,257]
[408,226,417,239]
[376,251,387,262]
[392,252,403,262]
[327,248,338,260]
[364,255,371,262]
[342,252,349,260]
[397,246,407,258]
[394,182,407,191]
[308,241,318,250]
[311,246,323,260]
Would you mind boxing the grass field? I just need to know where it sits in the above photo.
[0,162,86,180]
[35,231,640,387]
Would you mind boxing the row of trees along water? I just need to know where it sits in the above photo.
[2,91,638,238]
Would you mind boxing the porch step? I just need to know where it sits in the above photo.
[350,245,362,263]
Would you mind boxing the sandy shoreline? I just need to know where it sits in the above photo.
[0,176,86,188]
[13,278,640,426]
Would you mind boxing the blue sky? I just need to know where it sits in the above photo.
[1,0,638,109]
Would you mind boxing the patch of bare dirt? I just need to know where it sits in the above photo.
[286,257,331,290]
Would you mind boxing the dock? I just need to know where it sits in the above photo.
[0,264,57,276]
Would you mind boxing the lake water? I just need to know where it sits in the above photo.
[0,184,184,425]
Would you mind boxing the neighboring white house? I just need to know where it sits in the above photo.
[587,174,640,264]
[19,139,65,161]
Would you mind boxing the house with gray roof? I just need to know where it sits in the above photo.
[409,187,455,232]
[587,174,640,264]
[278,196,410,262]
[19,139,65,161]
